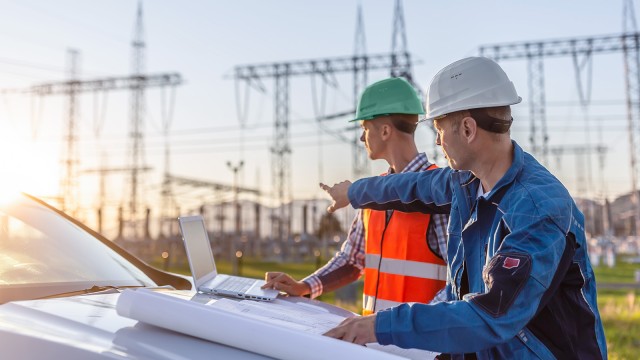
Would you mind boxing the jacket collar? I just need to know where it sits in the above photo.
[483,140,523,201]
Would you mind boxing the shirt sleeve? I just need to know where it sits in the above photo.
[427,213,450,304]
[302,210,365,299]
[428,288,449,304]
[427,213,448,260]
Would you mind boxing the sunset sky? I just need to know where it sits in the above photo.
[0,0,634,235]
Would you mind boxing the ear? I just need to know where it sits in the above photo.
[461,116,477,143]
[380,123,392,140]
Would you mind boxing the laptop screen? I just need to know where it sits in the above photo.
[179,216,217,282]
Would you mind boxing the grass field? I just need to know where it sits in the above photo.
[597,288,640,359]
[594,258,640,359]
[153,256,640,358]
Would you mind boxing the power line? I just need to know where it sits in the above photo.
[0,56,116,77]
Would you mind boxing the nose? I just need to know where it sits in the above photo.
[435,133,441,146]
[360,131,365,143]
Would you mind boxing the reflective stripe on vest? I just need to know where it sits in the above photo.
[364,254,447,280]
[363,296,404,314]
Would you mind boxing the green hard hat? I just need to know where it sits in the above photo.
[352,77,425,122]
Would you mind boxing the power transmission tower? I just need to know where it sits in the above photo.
[479,31,640,235]
[0,1,182,241]
[352,3,368,178]
[233,0,420,253]
[388,0,438,162]
[390,0,411,80]
[159,81,178,237]
[61,49,80,215]
[129,0,147,239]
[227,160,244,275]
[624,0,640,237]
[28,71,182,231]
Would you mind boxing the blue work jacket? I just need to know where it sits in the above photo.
[348,141,607,359]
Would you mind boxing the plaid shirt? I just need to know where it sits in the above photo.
[303,153,449,300]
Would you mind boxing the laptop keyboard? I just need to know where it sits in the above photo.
[216,277,255,293]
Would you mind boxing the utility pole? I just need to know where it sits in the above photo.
[352,3,368,178]
[624,0,640,237]
[129,0,146,239]
[61,49,80,215]
[227,161,244,275]
[159,83,177,238]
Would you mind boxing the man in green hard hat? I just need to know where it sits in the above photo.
[263,77,448,314]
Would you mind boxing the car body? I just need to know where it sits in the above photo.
[0,193,269,359]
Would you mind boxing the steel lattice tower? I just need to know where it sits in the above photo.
[128,1,147,238]
[233,0,421,250]
[352,3,369,178]
[623,0,640,236]
[480,30,640,234]
[60,49,80,214]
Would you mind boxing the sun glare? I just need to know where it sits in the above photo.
[0,135,59,200]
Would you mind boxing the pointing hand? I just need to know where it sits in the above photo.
[319,181,352,213]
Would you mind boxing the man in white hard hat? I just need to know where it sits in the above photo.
[262,77,449,315]
[321,57,607,359]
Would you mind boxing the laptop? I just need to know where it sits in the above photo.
[178,215,279,301]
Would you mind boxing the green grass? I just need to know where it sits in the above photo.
[152,256,640,357]
[592,255,640,360]
[593,257,640,283]
[598,289,640,359]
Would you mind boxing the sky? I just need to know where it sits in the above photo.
[0,0,635,235]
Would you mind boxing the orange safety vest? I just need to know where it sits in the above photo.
[362,167,447,315]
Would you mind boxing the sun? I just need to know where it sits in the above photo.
[0,134,59,200]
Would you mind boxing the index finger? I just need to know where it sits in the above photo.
[264,272,282,283]
[323,326,344,339]
[319,182,330,191]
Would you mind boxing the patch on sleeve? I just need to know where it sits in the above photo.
[470,253,532,317]
[502,257,520,269]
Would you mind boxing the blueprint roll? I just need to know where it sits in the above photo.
[116,289,408,360]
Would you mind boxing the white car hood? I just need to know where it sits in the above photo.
[0,289,271,360]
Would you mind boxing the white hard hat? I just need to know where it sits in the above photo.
[425,57,522,120]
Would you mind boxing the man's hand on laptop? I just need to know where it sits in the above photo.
[262,272,311,297]
[319,181,352,213]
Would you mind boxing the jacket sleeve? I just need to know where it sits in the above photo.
[375,214,573,354]
[348,167,453,214]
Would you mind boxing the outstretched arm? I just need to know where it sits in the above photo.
[348,169,453,214]
[319,181,352,213]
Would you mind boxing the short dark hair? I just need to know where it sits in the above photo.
[388,114,418,134]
